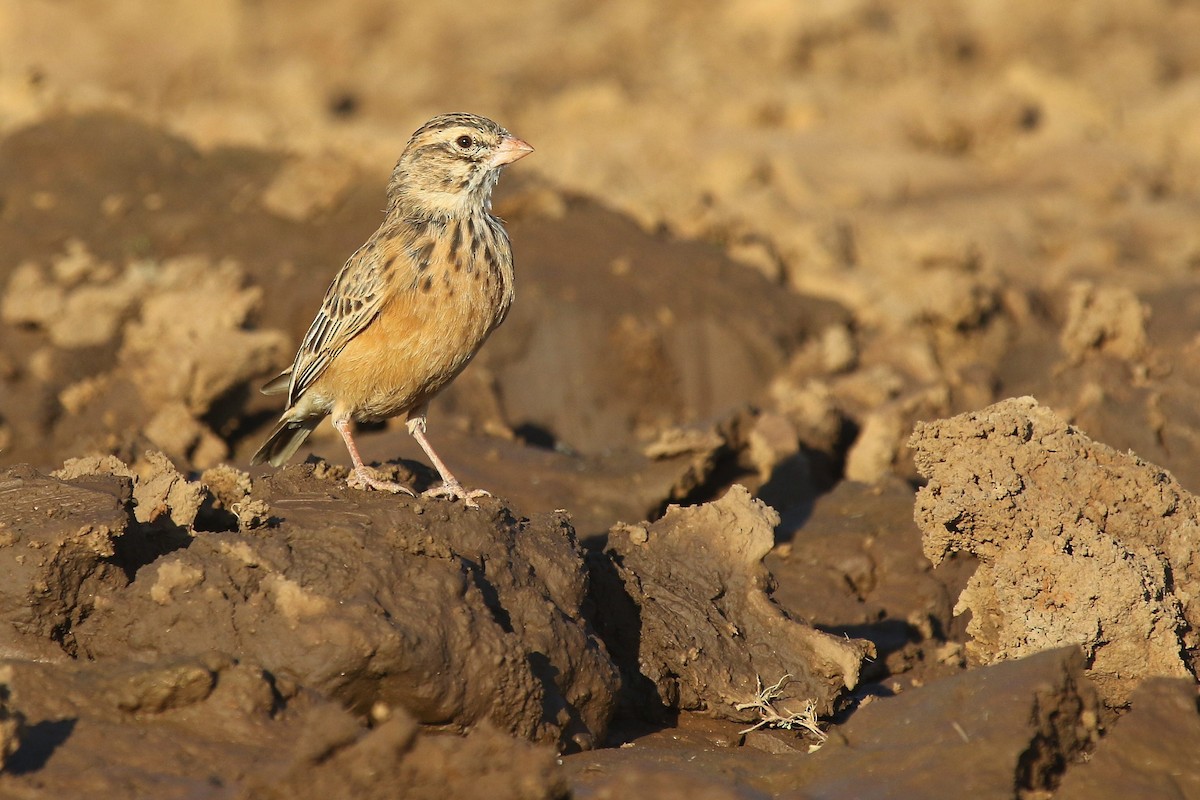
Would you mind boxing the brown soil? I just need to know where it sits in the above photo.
[2,2,1200,797]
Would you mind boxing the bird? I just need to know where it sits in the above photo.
[250,112,533,508]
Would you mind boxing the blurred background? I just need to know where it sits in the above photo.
[5,1,1197,237]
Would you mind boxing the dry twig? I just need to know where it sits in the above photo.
[734,674,826,740]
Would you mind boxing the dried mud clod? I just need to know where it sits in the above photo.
[243,708,569,800]
[808,646,1101,797]
[593,485,873,724]
[910,396,1199,705]
[1055,677,1200,798]
[1059,282,1149,364]
[0,464,131,660]
[1,242,289,470]
[72,464,620,752]
[0,667,25,771]
[0,444,881,777]
[0,453,262,665]
[0,655,568,799]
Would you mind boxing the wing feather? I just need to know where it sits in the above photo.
[286,225,422,405]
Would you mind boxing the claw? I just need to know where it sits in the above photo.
[347,466,417,496]
[422,481,490,509]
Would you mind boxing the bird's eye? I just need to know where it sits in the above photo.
[455,135,474,149]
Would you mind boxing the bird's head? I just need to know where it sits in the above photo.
[387,112,533,217]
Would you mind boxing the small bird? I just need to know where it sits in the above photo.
[251,112,533,507]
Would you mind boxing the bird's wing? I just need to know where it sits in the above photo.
[287,226,426,405]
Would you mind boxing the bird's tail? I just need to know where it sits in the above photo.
[250,416,322,467]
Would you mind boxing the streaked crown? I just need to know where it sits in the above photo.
[387,113,532,216]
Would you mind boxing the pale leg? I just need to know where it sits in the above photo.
[334,417,417,496]
[406,408,490,509]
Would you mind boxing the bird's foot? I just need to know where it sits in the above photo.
[423,481,490,509]
[347,466,417,497]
